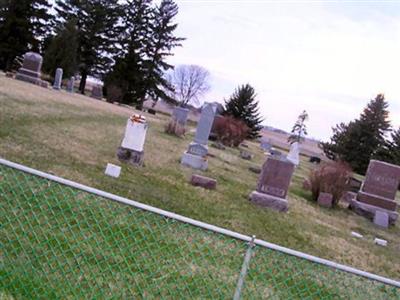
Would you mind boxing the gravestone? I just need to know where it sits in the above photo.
[350,160,400,226]
[249,158,295,212]
[104,163,121,178]
[260,139,272,151]
[53,68,63,90]
[181,103,216,170]
[190,174,217,190]
[318,192,333,208]
[117,115,148,166]
[172,107,190,126]
[373,211,389,228]
[91,85,103,100]
[286,142,300,166]
[66,76,75,93]
[15,52,43,85]
[356,160,400,210]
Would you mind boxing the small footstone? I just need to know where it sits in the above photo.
[373,211,389,228]
[240,150,252,160]
[249,166,261,174]
[318,192,333,208]
[105,163,121,178]
[351,231,363,239]
[374,238,387,247]
[190,174,217,190]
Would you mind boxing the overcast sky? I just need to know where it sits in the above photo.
[167,1,400,140]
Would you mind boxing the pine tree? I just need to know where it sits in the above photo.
[104,0,183,107]
[42,19,79,79]
[321,94,391,174]
[375,127,400,165]
[55,0,121,93]
[0,0,53,70]
[142,0,184,107]
[288,110,308,144]
[224,84,264,139]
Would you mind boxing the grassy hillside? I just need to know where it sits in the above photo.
[0,73,399,280]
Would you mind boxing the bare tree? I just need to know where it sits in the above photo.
[166,64,210,106]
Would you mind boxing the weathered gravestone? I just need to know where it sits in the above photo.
[249,158,295,212]
[260,138,272,151]
[181,103,216,170]
[117,115,148,166]
[373,211,389,228]
[172,106,190,126]
[91,85,103,100]
[350,160,400,225]
[66,76,75,93]
[318,192,333,208]
[15,52,43,85]
[286,142,300,166]
[53,68,63,90]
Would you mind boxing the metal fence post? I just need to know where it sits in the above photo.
[233,235,256,300]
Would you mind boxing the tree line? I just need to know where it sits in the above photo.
[0,0,184,108]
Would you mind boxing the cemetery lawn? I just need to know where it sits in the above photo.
[1,73,399,280]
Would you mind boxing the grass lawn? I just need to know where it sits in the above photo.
[0,73,399,283]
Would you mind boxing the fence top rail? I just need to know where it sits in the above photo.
[1,157,399,288]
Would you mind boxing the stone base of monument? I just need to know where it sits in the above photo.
[349,199,398,226]
[117,147,144,166]
[357,191,397,211]
[181,152,208,170]
[15,72,42,85]
[249,191,288,212]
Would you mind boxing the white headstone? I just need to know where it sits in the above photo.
[53,68,63,90]
[286,142,300,166]
[121,115,148,152]
[105,163,121,178]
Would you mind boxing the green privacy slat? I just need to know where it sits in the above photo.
[0,164,399,299]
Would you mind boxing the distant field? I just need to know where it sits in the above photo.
[0,73,399,281]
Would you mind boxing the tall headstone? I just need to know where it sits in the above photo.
[15,52,43,84]
[117,115,148,166]
[181,103,216,170]
[66,76,75,93]
[350,160,400,226]
[53,68,63,90]
[249,158,295,212]
[286,142,300,166]
[91,85,103,100]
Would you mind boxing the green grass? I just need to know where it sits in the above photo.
[0,72,399,288]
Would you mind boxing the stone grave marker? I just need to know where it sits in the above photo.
[105,163,121,178]
[286,142,300,166]
[350,160,400,226]
[318,192,333,208]
[53,68,63,90]
[91,85,103,100]
[66,76,75,93]
[373,211,389,228]
[172,106,190,126]
[15,52,42,84]
[117,115,148,166]
[249,158,295,212]
[181,103,216,170]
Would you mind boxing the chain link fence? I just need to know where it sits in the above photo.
[1,160,399,299]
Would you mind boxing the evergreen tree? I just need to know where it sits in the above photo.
[0,0,53,70]
[142,0,184,107]
[43,19,79,79]
[104,0,152,104]
[55,0,121,93]
[224,84,264,139]
[321,94,391,174]
[105,0,183,107]
[375,127,400,165]
[288,110,308,144]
